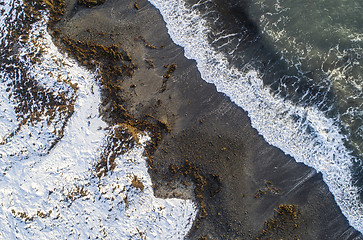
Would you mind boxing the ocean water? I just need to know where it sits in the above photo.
[148,0,363,233]
[0,0,196,238]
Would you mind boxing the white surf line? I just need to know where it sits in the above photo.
[0,3,197,239]
[148,0,363,232]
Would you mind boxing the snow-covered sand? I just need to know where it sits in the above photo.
[0,2,197,239]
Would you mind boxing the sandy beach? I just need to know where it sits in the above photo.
[49,0,362,238]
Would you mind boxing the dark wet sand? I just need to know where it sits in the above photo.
[56,0,362,239]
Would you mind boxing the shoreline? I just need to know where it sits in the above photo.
[51,0,362,238]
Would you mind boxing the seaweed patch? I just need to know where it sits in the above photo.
[77,0,105,8]
[144,58,155,69]
[131,175,145,191]
[254,180,280,199]
[160,63,177,92]
[257,204,300,239]
[134,1,140,10]
[138,36,157,49]
[167,159,211,226]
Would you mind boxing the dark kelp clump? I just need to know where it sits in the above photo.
[133,1,140,10]
[77,0,105,8]
[131,175,145,191]
[138,36,157,49]
[254,180,280,199]
[160,63,177,92]
[257,204,300,239]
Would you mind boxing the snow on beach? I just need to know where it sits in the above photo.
[0,1,197,239]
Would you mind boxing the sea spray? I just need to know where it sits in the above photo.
[148,0,363,232]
